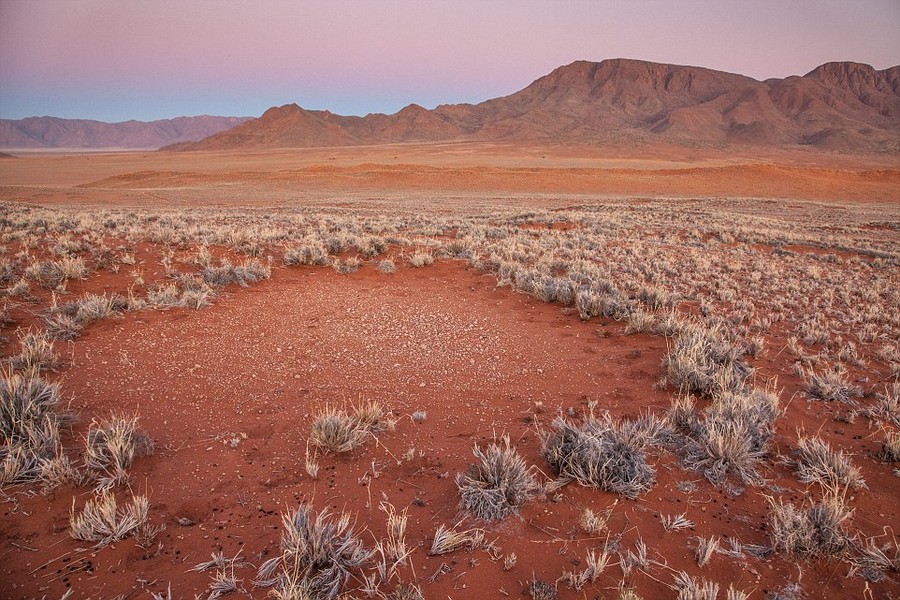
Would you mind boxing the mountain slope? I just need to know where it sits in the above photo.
[0,115,251,149]
[169,59,900,153]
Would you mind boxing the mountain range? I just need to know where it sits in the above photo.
[3,59,897,153]
[0,115,251,149]
[168,59,900,154]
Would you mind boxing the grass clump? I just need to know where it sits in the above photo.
[669,387,779,486]
[429,524,485,555]
[768,494,852,557]
[0,371,69,487]
[84,414,152,491]
[456,435,540,521]
[408,251,434,268]
[7,329,59,374]
[255,504,372,600]
[673,571,719,600]
[541,409,663,499]
[284,243,329,267]
[664,324,752,398]
[803,366,862,402]
[309,401,394,453]
[795,434,866,491]
[69,491,150,547]
[201,258,271,287]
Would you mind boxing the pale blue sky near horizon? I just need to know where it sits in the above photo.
[1,0,898,122]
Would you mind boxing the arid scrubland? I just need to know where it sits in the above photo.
[0,195,898,599]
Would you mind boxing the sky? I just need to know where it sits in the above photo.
[1,0,898,122]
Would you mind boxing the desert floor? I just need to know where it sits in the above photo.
[0,143,898,600]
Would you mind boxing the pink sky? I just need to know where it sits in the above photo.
[1,0,898,121]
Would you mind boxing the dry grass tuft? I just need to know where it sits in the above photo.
[795,433,866,490]
[768,494,852,557]
[664,324,752,398]
[84,414,152,491]
[580,502,616,535]
[669,387,780,486]
[69,491,149,547]
[542,410,663,498]
[255,504,372,600]
[803,366,862,403]
[0,371,69,487]
[673,571,719,600]
[527,579,557,600]
[309,401,395,453]
[456,434,540,520]
[429,524,485,555]
[8,329,59,374]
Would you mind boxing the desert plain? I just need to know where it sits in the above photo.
[0,141,898,600]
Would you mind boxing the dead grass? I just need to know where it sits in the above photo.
[255,504,372,600]
[69,491,150,547]
[429,524,485,555]
[456,434,540,521]
[84,414,153,491]
[542,410,663,499]
[669,387,780,487]
[768,494,852,557]
[0,371,69,487]
[664,324,752,399]
[309,401,395,454]
[795,433,866,491]
[804,366,862,403]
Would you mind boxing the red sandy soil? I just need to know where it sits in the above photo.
[1,143,898,599]
[2,255,898,599]
[0,142,897,208]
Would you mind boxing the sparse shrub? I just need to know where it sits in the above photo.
[43,313,83,340]
[255,504,373,600]
[456,435,540,521]
[542,411,662,498]
[309,401,394,453]
[848,536,900,582]
[284,243,328,267]
[84,414,152,491]
[0,372,67,486]
[795,434,866,490]
[8,329,59,374]
[429,524,484,555]
[881,429,900,462]
[25,260,66,289]
[670,387,779,486]
[575,286,631,321]
[73,293,128,323]
[768,494,852,557]
[866,382,900,427]
[6,278,30,298]
[69,491,149,547]
[664,324,752,398]
[624,308,656,334]
[146,283,180,308]
[673,571,719,600]
[332,257,362,274]
[527,579,557,600]
[804,366,862,402]
[378,260,396,274]
[201,259,270,287]
[408,251,434,268]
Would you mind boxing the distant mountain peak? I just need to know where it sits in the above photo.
[0,115,251,150]
[165,59,899,154]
